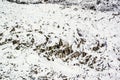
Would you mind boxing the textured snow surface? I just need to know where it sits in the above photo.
[0,0,120,80]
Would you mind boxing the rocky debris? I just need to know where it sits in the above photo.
[80,0,120,11]
[5,0,120,12]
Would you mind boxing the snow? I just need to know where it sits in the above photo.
[0,0,120,80]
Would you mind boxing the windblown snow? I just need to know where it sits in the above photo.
[0,0,120,80]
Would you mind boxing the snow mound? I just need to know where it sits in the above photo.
[0,0,120,80]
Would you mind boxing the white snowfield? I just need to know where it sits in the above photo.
[0,0,120,80]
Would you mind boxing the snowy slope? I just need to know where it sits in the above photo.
[0,0,120,80]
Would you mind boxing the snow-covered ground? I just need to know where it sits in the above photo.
[0,0,120,80]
